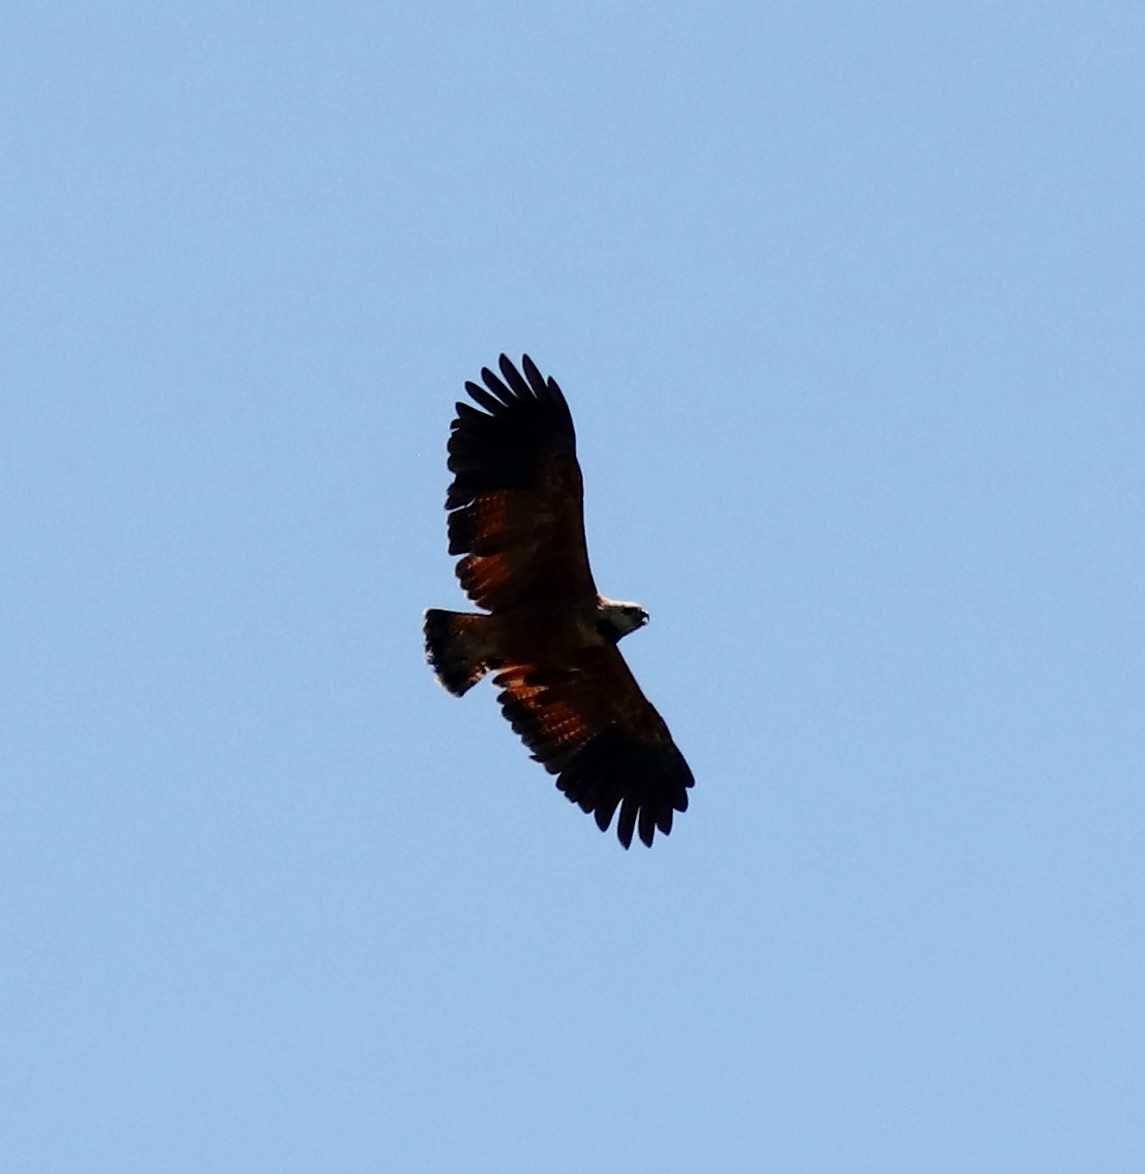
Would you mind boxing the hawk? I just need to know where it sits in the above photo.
[424,355,693,848]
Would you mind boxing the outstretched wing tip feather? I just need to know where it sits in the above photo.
[542,717,692,848]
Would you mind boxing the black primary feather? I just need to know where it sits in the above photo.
[445,354,576,510]
[553,727,693,849]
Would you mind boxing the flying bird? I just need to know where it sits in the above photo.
[424,354,693,848]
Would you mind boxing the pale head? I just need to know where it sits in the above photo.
[595,596,649,644]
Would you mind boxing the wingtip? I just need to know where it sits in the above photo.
[496,353,518,386]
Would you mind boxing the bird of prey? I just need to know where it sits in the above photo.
[424,355,693,848]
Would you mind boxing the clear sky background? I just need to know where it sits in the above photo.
[3,3,1143,1171]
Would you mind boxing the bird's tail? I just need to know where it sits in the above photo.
[423,609,490,696]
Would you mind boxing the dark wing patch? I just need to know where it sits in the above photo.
[494,646,693,848]
[445,355,597,611]
[556,729,692,851]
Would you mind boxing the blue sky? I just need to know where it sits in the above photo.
[3,2,1143,1170]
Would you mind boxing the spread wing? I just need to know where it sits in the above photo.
[445,355,598,612]
[494,647,693,848]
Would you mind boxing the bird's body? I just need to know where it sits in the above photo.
[424,355,693,848]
